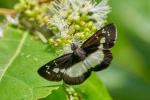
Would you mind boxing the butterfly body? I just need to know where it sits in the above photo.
[71,43,86,60]
[38,23,117,85]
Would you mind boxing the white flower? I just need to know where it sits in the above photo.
[70,0,110,28]
[0,26,3,38]
[48,0,110,47]
[6,15,19,25]
[49,14,69,37]
[0,15,20,39]
[90,0,110,28]
[0,22,6,39]
[49,0,110,32]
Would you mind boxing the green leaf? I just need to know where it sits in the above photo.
[45,74,112,100]
[74,73,112,100]
[0,26,112,100]
[45,86,67,100]
[0,26,60,100]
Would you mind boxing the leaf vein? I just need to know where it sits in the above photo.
[0,32,28,82]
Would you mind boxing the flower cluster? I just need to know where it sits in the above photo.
[15,0,50,28]
[48,0,110,47]
[12,0,110,48]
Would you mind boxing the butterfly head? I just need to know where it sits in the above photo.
[71,43,86,60]
[71,43,78,51]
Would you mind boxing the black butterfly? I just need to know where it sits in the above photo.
[38,23,117,85]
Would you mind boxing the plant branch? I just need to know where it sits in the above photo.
[0,0,51,16]
[38,0,52,4]
[0,8,16,16]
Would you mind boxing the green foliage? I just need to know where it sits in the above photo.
[0,26,60,99]
[1,0,150,100]
[0,26,112,100]
[0,0,18,8]
[99,0,150,100]
[45,74,112,100]
[74,74,112,100]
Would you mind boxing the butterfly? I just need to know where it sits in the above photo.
[38,23,117,85]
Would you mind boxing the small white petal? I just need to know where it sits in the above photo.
[63,45,72,54]
[49,15,69,37]
[48,0,111,41]
[90,0,110,27]
[0,27,3,38]
[6,15,18,25]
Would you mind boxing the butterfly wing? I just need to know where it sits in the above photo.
[81,23,117,54]
[91,50,113,71]
[63,49,111,85]
[38,53,73,81]
[38,52,89,85]
[63,23,117,85]
[63,59,91,85]
[38,23,117,85]
[80,23,117,71]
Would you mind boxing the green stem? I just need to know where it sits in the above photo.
[62,82,81,100]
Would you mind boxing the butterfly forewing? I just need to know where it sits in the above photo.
[81,23,117,54]
[38,53,73,81]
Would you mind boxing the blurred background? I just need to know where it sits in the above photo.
[0,0,150,100]
[99,0,150,100]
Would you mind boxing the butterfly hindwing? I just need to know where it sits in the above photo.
[63,66,91,85]
[63,48,105,84]
[91,50,112,71]
[63,55,91,85]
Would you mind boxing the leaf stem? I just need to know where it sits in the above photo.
[35,31,47,43]
[0,8,16,16]
[62,82,81,100]
[35,84,62,88]
[38,0,52,4]
[0,0,50,16]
